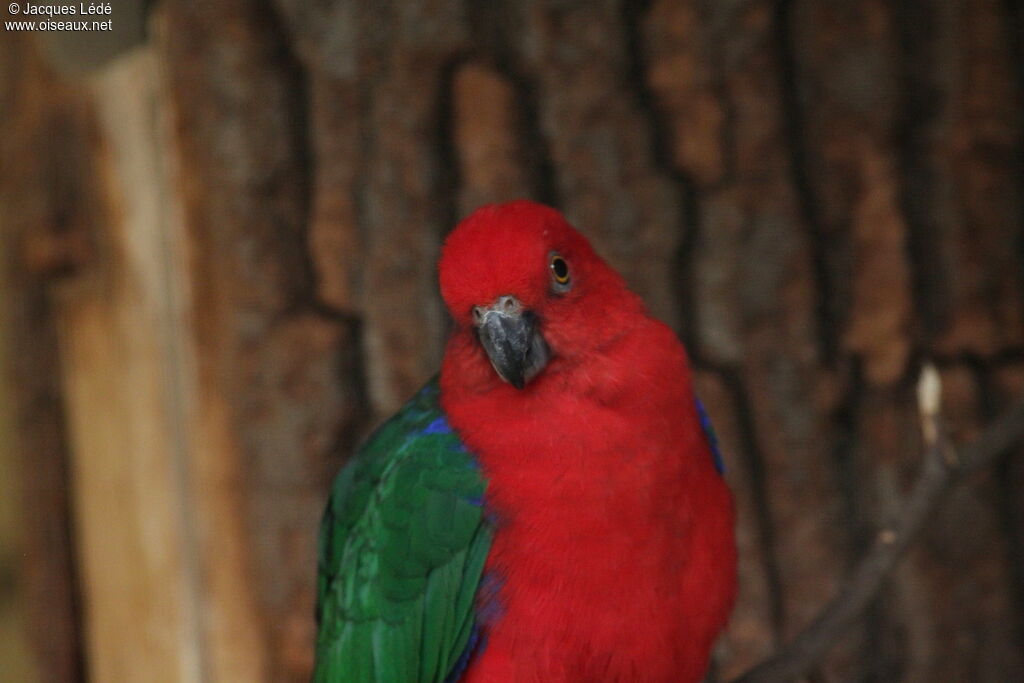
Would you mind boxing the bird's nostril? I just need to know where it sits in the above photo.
[472,306,484,324]
[502,297,516,312]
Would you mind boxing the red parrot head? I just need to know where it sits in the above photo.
[439,200,642,389]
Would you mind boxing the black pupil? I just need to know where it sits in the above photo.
[552,258,569,280]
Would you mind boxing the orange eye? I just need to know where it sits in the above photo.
[550,253,571,287]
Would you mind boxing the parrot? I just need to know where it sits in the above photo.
[314,200,737,682]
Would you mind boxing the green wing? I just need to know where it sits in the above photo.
[314,379,492,682]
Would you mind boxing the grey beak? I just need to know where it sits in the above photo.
[473,296,550,389]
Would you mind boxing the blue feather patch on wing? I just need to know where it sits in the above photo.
[475,572,505,626]
[695,397,725,475]
[423,416,453,435]
[443,570,504,680]
[444,623,484,683]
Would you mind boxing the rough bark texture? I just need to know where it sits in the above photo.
[0,32,89,683]
[1,0,1023,680]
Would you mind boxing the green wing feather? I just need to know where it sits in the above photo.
[314,379,492,683]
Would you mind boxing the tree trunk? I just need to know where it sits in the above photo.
[1,0,1022,680]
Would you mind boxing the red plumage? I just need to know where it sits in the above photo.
[438,200,736,682]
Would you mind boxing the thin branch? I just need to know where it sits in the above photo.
[732,365,1024,683]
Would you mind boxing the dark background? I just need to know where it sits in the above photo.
[1,0,1023,680]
